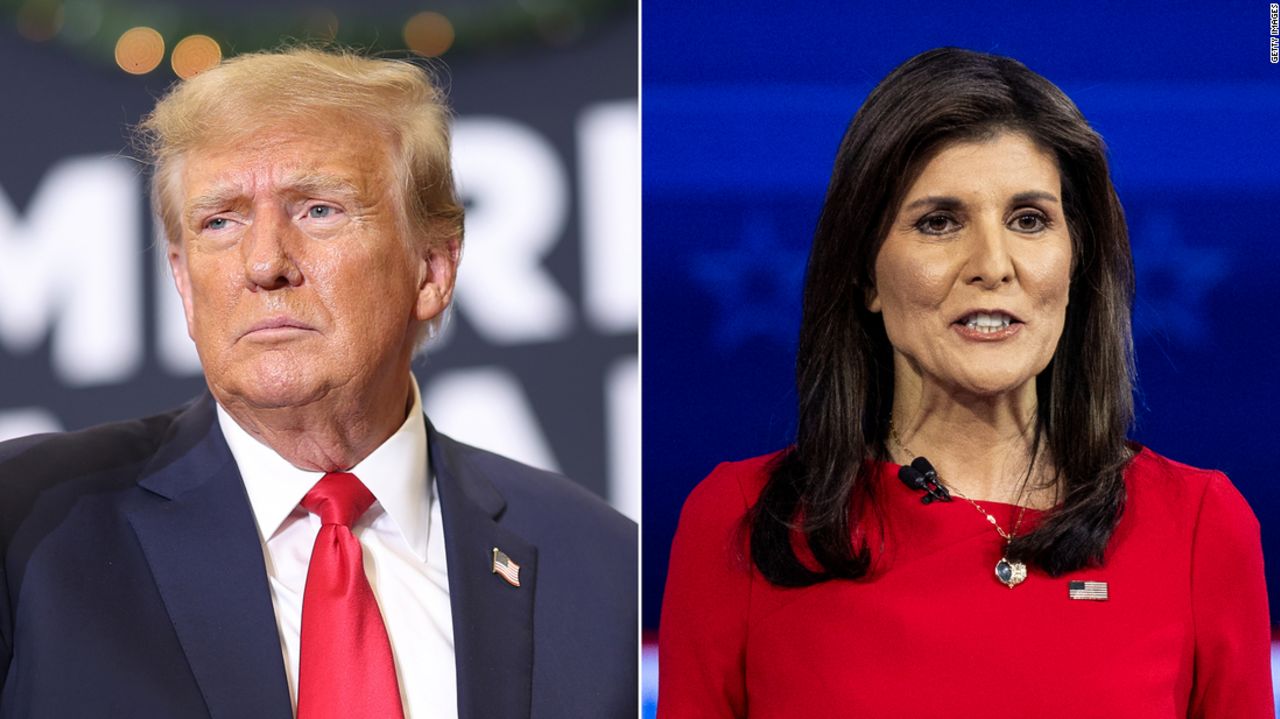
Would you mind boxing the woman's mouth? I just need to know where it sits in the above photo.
[953,312,1023,340]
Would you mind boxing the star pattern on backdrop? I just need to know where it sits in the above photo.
[1130,210,1229,346]
[689,210,809,350]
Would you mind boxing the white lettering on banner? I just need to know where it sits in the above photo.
[452,117,573,342]
[422,367,561,472]
[606,356,639,521]
[0,407,62,442]
[579,101,639,332]
[0,156,141,386]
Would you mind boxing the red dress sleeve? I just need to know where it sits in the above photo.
[1188,471,1274,718]
[657,462,757,719]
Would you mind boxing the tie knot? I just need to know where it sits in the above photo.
[302,472,376,527]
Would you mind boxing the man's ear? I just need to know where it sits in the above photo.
[415,237,461,323]
[167,243,197,338]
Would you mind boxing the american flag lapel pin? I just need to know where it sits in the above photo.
[1067,580,1108,601]
[492,547,521,588]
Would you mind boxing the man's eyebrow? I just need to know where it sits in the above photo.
[182,173,364,224]
[183,188,243,222]
[280,172,362,199]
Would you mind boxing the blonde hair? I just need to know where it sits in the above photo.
[138,46,464,253]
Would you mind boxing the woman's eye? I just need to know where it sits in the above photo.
[1011,212,1047,232]
[916,214,959,235]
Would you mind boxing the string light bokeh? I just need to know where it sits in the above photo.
[170,33,220,78]
[7,0,627,78]
[403,11,454,57]
[113,26,164,74]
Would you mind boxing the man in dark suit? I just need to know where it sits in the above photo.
[0,47,635,719]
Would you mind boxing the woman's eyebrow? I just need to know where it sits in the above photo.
[902,190,1061,213]
[902,195,963,211]
[1010,190,1060,205]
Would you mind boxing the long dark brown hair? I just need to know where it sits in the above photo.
[750,47,1136,586]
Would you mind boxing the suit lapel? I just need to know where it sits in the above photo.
[124,395,293,719]
[430,424,537,719]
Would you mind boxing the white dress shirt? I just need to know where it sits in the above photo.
[216,376,457,719]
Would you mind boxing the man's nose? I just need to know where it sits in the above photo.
[241,208,303,291]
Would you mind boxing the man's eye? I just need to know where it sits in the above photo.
[205,217,228,231]
[307,205,338,219]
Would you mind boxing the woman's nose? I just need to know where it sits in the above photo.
[964,219,1014,289]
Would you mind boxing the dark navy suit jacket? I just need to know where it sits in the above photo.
[0,394,637,718]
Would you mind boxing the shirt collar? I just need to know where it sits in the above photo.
[217,374,432,562]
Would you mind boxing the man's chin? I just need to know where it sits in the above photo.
[213,369,332,412]
[238,389,325,411]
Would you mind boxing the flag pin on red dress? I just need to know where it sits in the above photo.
[1067,580,1108,601]
[492,547,521,587]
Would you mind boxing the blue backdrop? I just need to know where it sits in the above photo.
[642,0,1280,639]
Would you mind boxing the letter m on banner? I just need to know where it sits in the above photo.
[0,156,141,386]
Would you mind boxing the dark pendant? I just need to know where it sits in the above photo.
[995,557,1027,588]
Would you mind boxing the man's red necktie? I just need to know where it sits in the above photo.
[297,472,406,719]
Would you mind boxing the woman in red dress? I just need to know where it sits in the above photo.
[658,47,1272,718]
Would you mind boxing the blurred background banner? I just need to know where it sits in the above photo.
[642,0,1280,714]
[0,0,637,518]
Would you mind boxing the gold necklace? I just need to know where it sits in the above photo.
[889,421,1030,589]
